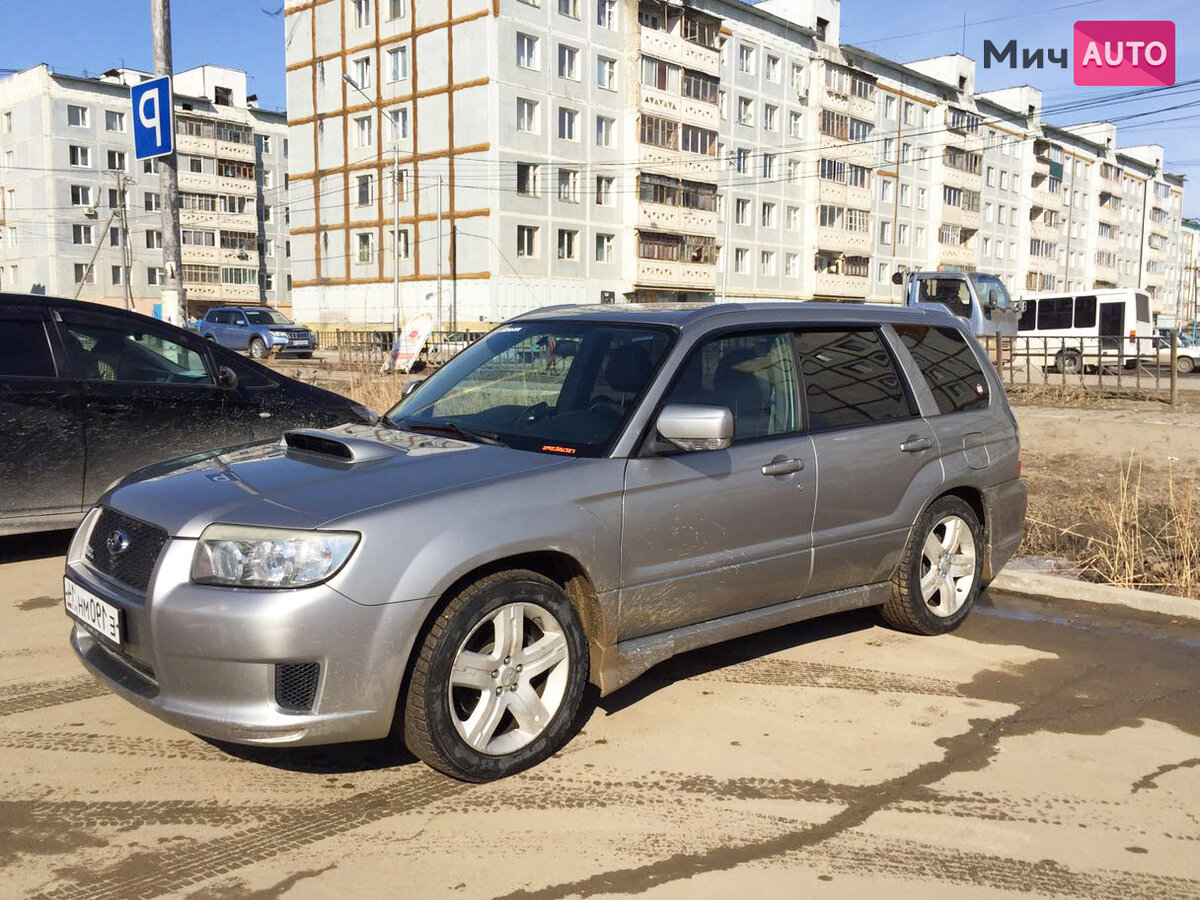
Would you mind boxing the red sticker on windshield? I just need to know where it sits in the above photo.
[541,444,577,455]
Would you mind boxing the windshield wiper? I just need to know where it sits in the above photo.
[403,420,507,447]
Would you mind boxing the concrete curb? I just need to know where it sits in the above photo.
[990,568,1200,621]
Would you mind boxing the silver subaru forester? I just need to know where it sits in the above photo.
[65,303,1026,781]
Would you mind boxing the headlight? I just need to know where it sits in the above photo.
[270,330,291,340]
[192,524,359,588]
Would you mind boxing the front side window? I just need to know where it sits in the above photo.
[64,323,211,384]
[0,317,57,377]
[894,325,989,414]
[664,332,799,442]
[796,329,912,432]
[388,322,674,457]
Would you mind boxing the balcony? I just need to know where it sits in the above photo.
[942,165,981,190]
[848,94,875,121]
[184,282,261,303]
[1031,184,1058,211]
[639,29,719,77]
[938,242,976,268]
[679,97,719,129]
[813,271,868,299]
[217,175,257,197]
[178,171,219,193]
[216,139,255,163]
[638,144,719,180]
[816,226,870,254]
[179,208,258,231]
[1030,218,1059,242]
[640,86,680,118]
[635,257,716,290]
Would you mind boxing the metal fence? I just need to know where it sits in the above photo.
[310,330,483,369]
[993,335,1178,395]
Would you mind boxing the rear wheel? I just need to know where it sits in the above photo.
[882,496,983,635]
[1178,355,1195,375]
[1056,349,1082,375]
[248,337,269,359]
[403,570,588,782]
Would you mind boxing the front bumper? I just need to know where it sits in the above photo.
[65,514,432,746]
[268,333,315,353]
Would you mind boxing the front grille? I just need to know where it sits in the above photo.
[86,508,169,593]
[275,663,320,712]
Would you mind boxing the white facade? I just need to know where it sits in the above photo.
[0,64,291,316]
[282,0,1187,326]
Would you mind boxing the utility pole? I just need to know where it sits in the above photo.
[436,174,443,335]
[151,0,185,324]
[393,146,401,349]
[116,173,133,311]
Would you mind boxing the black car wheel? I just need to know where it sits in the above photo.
[248,337,269,359]
[403,570,588,782]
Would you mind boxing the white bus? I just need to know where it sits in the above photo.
[1014,288,1154,374]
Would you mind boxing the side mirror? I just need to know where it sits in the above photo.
[987,288,1001,308]
[216,366,238,392]
[401,378,425,399]
[655,403,733,452]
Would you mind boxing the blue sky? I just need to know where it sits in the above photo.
[2,0,1196,214]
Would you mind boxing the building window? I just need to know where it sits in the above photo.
[388,107,409,141]
[785,253,799,278]
[849,118,872,142]
[558,44,580,80]
[354,56,372,89]
[789,111,803,138]
[145,192,161,211]
[879,221,892,245]
[388,46,410,81]
[516,162,539,196]
[107,150,126,171]
[356,115,373,147]
[595,175,614,206]
[68,145,90,167]
[147,266,162,286]
[737,44,756,75]
[387,0,407,19]
[517,225,538,257]
[734,247,748,273]
[557,107,579,141]
[595,233,614,263]
[111,265,123,285]
[596,116,615,148]
[558,168,579,202]
[557,229,578,260]
[357,232,374,263]
[760,202,776,228]
[110,226,121,246]
[517,98,539,133]
[146,229,163,249]
[681,125,716,156]
[105,110,125,132]
[641,56,678,92]
[765,55,781,82]
[353,0,371,28]
[764,104,778,131]
[596,56,617,90]
[760,251,776,275]
[735,198,749,225]
[558,0,579,19]
[762,154,776,179]
[74,263,95,285]
[596,0,616,28]
[70,185,91,206]
[357,174,373,206]
[787,206,800,230]
[67,105,89,127]
[517,33,538,69]
[735,148,749,174]
[737,97,753,126]
[72,224,93,245]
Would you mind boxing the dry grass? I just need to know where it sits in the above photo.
[1022,452,1200,598]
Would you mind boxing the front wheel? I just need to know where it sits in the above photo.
[882,496,983,635]
[248,337,269,359]
[402,570,589,782]
[1178,355,1195,375]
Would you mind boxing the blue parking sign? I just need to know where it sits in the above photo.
[131,76,174,160]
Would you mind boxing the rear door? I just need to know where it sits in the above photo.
[0,305,84,523]
[54,307,254,504]
[800,327,942,596]
[620,330,816,640]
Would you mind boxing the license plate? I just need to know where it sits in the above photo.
[64,578,123,646]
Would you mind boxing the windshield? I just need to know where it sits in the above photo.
[245,309,294,326]
[968,273,1014,310]
[386,320,675,457]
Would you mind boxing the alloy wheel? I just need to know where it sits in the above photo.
[919,515,977,618]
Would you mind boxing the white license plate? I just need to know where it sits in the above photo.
[64,578,123,646]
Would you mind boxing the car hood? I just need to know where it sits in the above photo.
[104,423,574,538]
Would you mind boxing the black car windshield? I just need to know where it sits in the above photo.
[386,321,675,457]
[245,309,294,326]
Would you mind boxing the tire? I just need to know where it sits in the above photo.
[1178,355,1195,375]
[1056,350,1082,375]
[882,496,984,636]
[402,570,588,782]
[248,337,269,359]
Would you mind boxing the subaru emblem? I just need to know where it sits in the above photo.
[106,530,131,556]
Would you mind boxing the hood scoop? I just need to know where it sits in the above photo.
[283,429,400,463]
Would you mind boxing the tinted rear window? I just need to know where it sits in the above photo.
[0,319,57,378]
[894,324,989,414]
[795,329,912,432]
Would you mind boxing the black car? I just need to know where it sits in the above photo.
[0,294,376,536]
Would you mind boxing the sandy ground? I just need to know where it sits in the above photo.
[1014,405,1200,468]
[1,536,1197,899]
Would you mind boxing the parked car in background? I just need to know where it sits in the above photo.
[0,294,375,536]
[65,302,1024,782]
[194,306,317,359]
[1153,333,1200,374]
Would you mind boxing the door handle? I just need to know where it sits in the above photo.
[761,457,804,477]
[900,435,933,453]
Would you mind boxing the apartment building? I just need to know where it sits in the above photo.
[283,0,1187,326]
[0,64,289,316]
